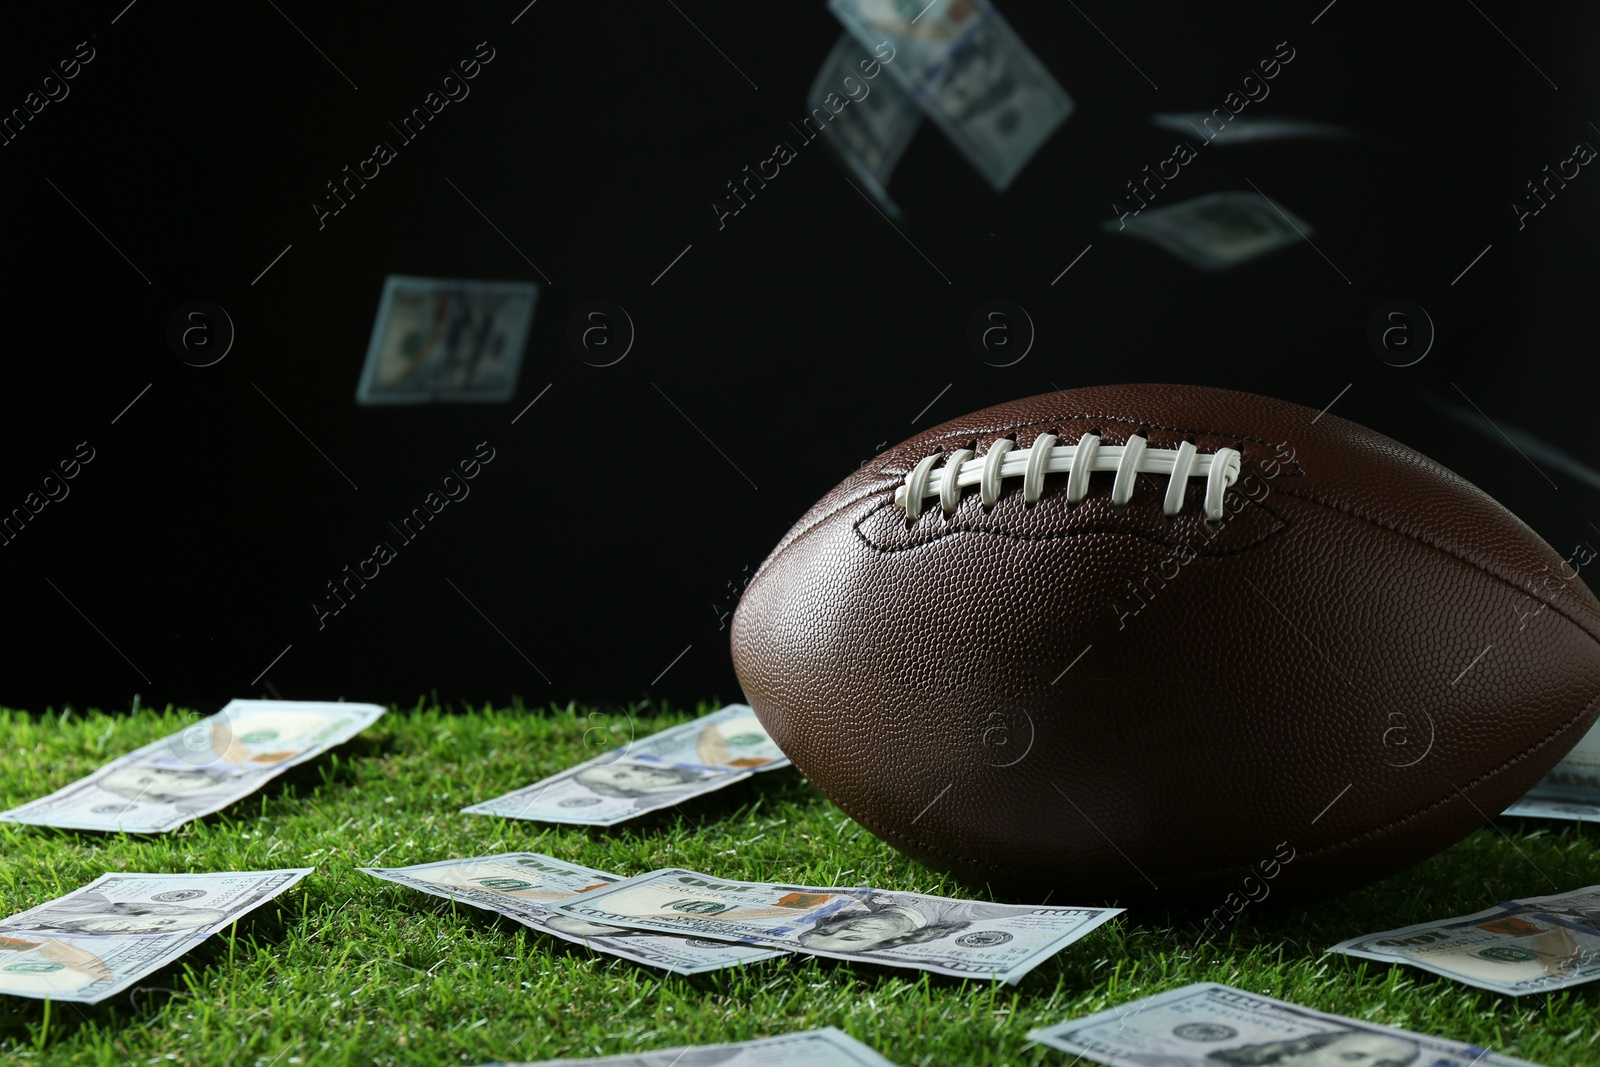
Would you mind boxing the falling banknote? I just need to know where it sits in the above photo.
[828,0,1072,190]
[355,274,537,404]
[0,869,311,1004]
[1150,112,1356,146]
[1106,191,1310,270]
[1029,982,1541,1067]
[461,704,789,826]
[548,867,1120,984]
[358,852,784,975]
[0,700,386,833]
[1329,885,1600,996]
[810,33,921,216]
[1504,717,1600,822]
[476,1027,899,1067]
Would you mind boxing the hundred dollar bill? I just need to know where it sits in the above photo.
[462,704,789,826]
[828,0,1072,191]
[1503,795,1600,822]
[1505,718,1600,819]
[1104,191,1310,271]
[0,699,386,833]
[356,274,537,404]
[358,852,784,975]
[1028,981,1541,1067]
[0,869,312,1004]
[478,1026,898,1067]
[1330,885,1600,996]
[1151,112,1355,146]
[809,33,920,216]
[549,868,1120,983]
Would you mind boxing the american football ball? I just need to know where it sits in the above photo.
[730,385,1600,905]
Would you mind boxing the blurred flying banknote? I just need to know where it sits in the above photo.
[1151,112,1355,146]
[1106,191,1310,270]
[359,852,784,975]
[1504,717,1600,820]
[810,33,921,216]
[549,867,1120,983]
[0,700,386,833]
[1029,981,1540,1067]
[461,704,789,826]
[477,1027,898,1067]
[356,275,536,404]
[828,0,1072,190]
[1330,885,1600,995]
[0,869,311,1004]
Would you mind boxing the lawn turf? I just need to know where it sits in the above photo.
[0,701,1596,1066]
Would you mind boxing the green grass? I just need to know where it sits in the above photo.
[0,701,1596,1067]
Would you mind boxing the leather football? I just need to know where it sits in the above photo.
[730,385,1600,905]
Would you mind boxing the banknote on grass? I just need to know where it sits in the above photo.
[810,33,920,217]
[358,852,783,975]
[0,869,311,1004]
[356,274,537,404]
[1330,885,1600,995]
[828,0,1072,190]
[549,868,1120,983]
[478,1027,897,1067]
[1028,982,1541,1067]
[1105,191,1310,270]
[1504,717,1600,821]
[0,699,386,833]
[1503,795,1600,821]
[462,704,789,826]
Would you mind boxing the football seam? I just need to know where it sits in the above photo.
[835,474,1600,643]
[823,683,1600,889]
[1264,485,1600,642]
[753,478,900,581]
[849,493,1292,557]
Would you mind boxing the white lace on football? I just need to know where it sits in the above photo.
[895,434,1242,521]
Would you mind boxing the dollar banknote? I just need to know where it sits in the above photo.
[1105,191,1310,271]
[356,274,537,404]
[461,704,789,826]
[478,1026,898,1067]
[1150,112,1355,146]
[549,868,1120,984]
[828,0,1072,191]
[809,33,920,216]
[1029,981,1541,1067]
[1504,718,1600,820]
[358,852,784,975]
[0,869,311,1004]
[0,700,386,833]
[1330,885,1600,995]
[1503,795,1600,821]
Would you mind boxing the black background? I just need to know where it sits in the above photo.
[2,1,1597,715]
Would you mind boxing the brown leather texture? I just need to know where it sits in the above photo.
[730,384,1600,907]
